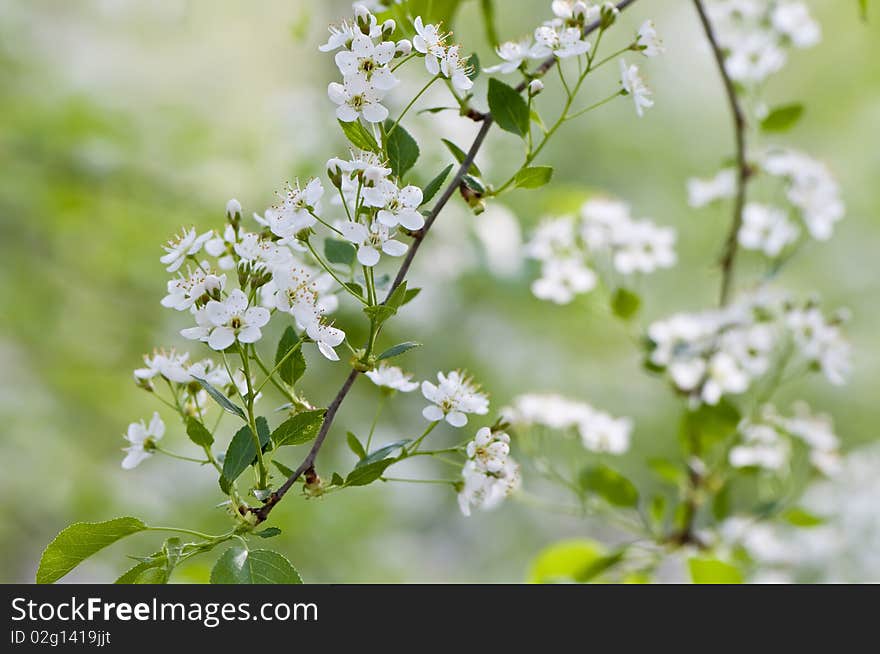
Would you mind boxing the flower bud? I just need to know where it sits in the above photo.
[395,39,412,57]
[381,19,396,39]
[528,79,544,96]
[326,157,345,187]
[226,198,242,227]
[573,1,589,21]
[600,2,620,28]
[353,4,372,33]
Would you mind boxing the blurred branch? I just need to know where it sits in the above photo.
[252,0,642,524]
[692,0,752,308]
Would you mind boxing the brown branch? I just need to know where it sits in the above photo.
[691,0,752,307]
[252,0,642,524]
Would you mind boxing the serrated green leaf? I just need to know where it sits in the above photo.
[441,139,482,176]
[514,165,553,189]
[192,376,246,421]
[220,422,271,490]
[345,458,395,486]
[355,439,411,468]
[38,517,148,584]
[275,326,305,387]
[324,238,357,266]
[210,547,303,584]
[421,164,454,206]
[579,464,639,507]
[331,472,345,486]
[347,432,366,459]
[688,557,743,584]
[611,287,641,320]
[271,409,326,448]
[385,122,419,178]
[760,103,804,132]
[377,341,421,361]
[186,417,214,447]
[488,78,529,137]
[338,118,381,153]
[254,527,282,539]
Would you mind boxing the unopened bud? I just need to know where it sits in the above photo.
[573,1,589,20]
[353,4,371,33]
[326,158,345,187]
[381,19,396,38]
[226,198,242,226]
[528,79,544,96]
[600,2,620,28]
[395,39,412,57]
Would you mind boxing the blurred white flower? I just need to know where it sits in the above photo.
[687,169,736,208]
[636,20,664,57]
[122,412,164,470]
[619,59,653,117]
[738,203,799,257]
[458,427,520,516]
[366,363,419,392]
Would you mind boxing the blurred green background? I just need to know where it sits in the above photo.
[1,0,877,583]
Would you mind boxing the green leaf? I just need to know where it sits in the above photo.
[648,458,684,486]
[186,417,214,447]
[679,399,741,449]
[421,164,454,206]
[377,341,421,360]
[254,527,282,539]
[331,472,345,486]
[579,464,639,507]
[402,287,421,305]
[528,539,608,583]
[324,238,357,266]
[338,118,381,153]
[441,139,481,176]
[192,376,246,421]
[611,287,641,320]
[210,547,303,584]
[220,422,272,491]
[275,326,306,386]
[405,0,463,25]
[649,495,667,526]
[38,517,147,584]
[783,507,825,527]
[760,103,804,132]
[115,556,164,584]
[479,0,499,47]
[272,459,296,478]
[462,174,486,194]
[355,439,411,468]
[345,458,395,486]
[514,165,553,189]
[688,557,743,584]
[347,431,367,459]
[271,409,326,448]
[712,483,732,521]
[488,78,529,137]
[385,122,419,178]
[345,281,365,298]
[466,52,480,80]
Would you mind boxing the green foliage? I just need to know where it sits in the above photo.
[649,458,684,486]
[338,118,381,153]
[271,409,326,448]
[528,539,623,583]
[37,517,147,584]
[275,327,306,386]
[192,376,247,421]
[783,507,826,527]
[385,122,419,179]
[377,341,421,360]
[324,238,356,266]
[403,0,463,26]
[466,52,480,80]
[186,417,214,447]
[479,0,500,47]
[210,547,303,584]
[347,431,367,459]
[514,165,553,189]
[255,527,282,539]
[679,399,742,450]
[441,138,482,176]
[355,439,411,468]
[688,557,743,584]
[760,103,804,132]
[115,537,184,584]
[488,78,529,137]
[610,287,641,320]
[579,464,639,507]
[345,459,396,486]
[421,164,453,206]
[220,422,271,491]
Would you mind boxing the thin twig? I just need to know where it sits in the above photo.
[251,0,641,523]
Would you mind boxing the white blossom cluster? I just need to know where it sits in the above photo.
[730,402,842,476]
[689,149,844,254]
[706,0,821,84]
[525,197,676,304]
[502,392,633,455]
[458,427,521,516]
[647,292,850,406]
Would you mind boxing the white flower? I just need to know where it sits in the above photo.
[610,219,677,274]
[724,30,787,83]
[134,349,191,385]
[319,11,380,53]
[421,370,489,427]
[204,225,238,270]
[122,412,164,470]
[335,34,398,90]
[339,220,408,266]
[279,285,346,361]
[785,307,850,385]
[328,76,389,123]
[272,265,338,316]
[533,23,591,59]
[636,20,664,57]
[687,169,736,207]
[531,257,597,304]
[730,423,789,470]
[551,0,596,22]
[363,179,425,230]
[261,179,324,243]
[233,232,294,272]
[458,427,520,517]
[619,59,653,117]
[702,351,750,405]
[161,265,226,311]
[185,358,231,389]
[160,228,212,273]
[439,45,473,91]
[502,393,594,431]
[485,39,531,74]
[578,411,632,454]
[198,289,271,351]
[772,2,821,48]
[412,17,447,74]
[366,363,419,392]
[738,203,799,257]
